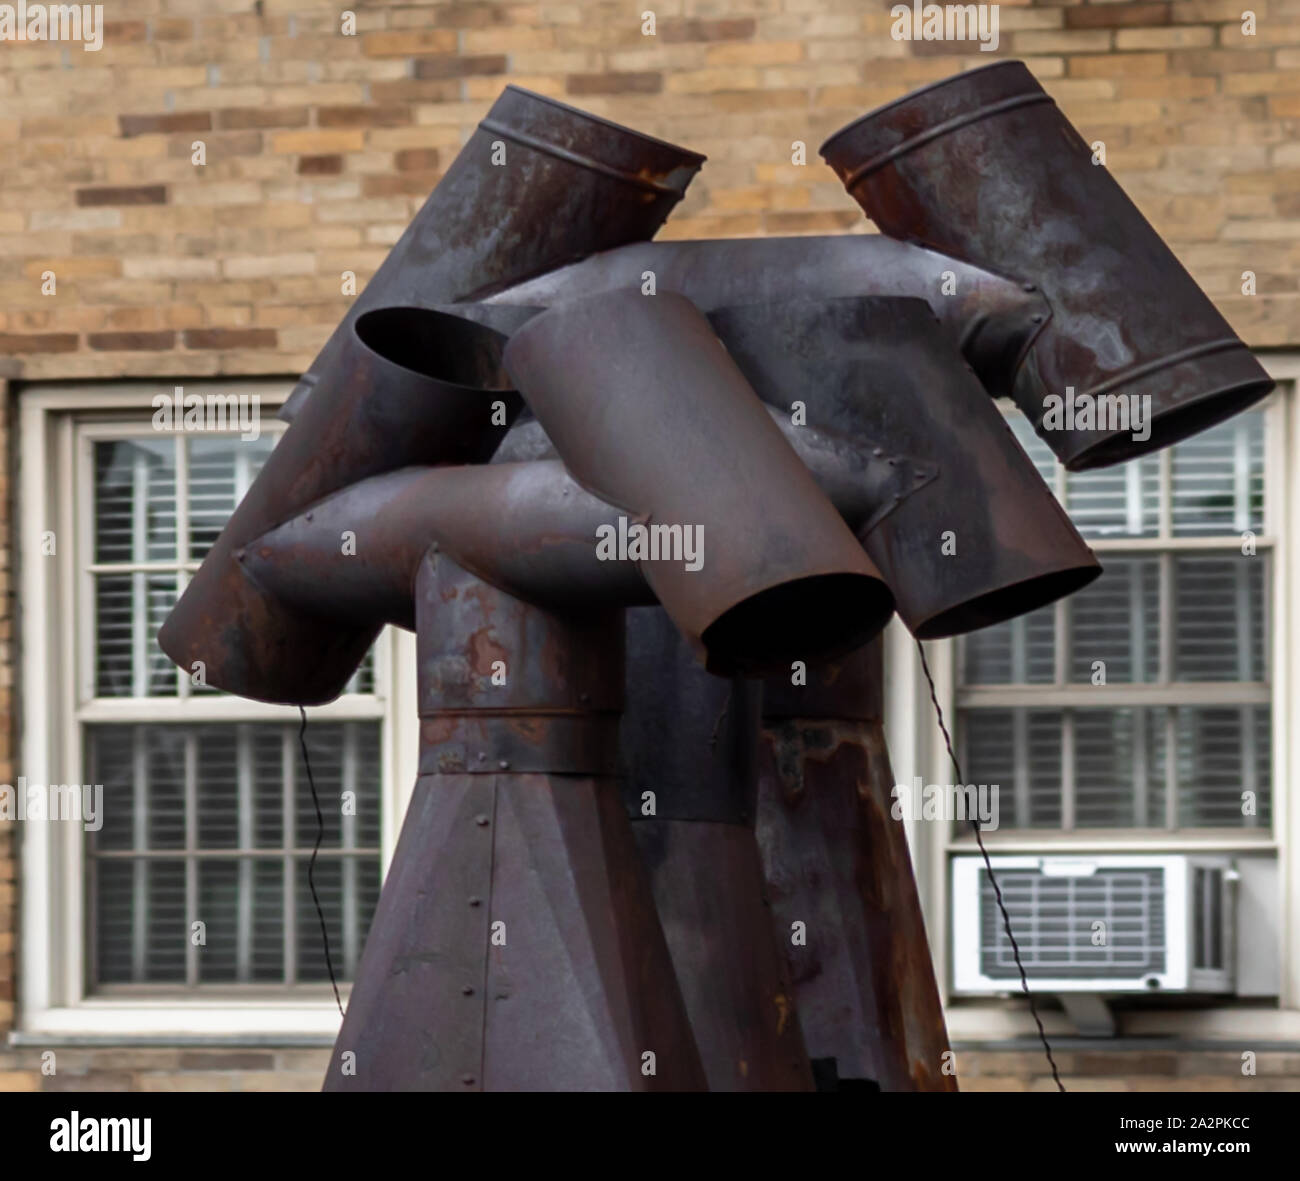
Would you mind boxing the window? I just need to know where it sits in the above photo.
[957,406,1272,833]
[82,430,381,989]
[19,384,413,1037]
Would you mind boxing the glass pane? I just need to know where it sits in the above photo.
[87,720,383,987]
[1066,453,1160,540]
[1067,556,1159,683]
[1074,707,1166,828]
[960,707,1062,830]
[962,603,1055,685]
[1174,705,1271,827]
[1171,410,1264,537]
[187,434,276,561]
[1173,553,1267,682]
[94,438,176,563]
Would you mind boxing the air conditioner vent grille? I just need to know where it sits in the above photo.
[979,867,1167,980]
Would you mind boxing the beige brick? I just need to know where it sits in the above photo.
[271,129,367,155]
[1069,52,1169,77]
[1115,26,1216,50]
[1013,30,1115,54]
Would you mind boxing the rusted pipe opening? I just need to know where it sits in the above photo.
[1068,378,1277,471]
[912,566,1097,640]
[355,306,514,392]
[701,573,891,676]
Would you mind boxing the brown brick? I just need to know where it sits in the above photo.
[566,72,663,96]
[412,54,508,80]
[104,20,149,42]
[1065,4,1171,29]
[183,328,276,350]
[318,105,413,129]
[661,18,755,44]
[394,148,441,172]
[87,331,176,351]
[0,333,78,354]
[216,107,310,131]
[119,112,212,137]
[362,30,458,58]
[178,1051,276,1071]
[299,154,344,176]
[370,79,463,105]
[427,3,510,28]
[362,173,440,198]
[75,185,167,207]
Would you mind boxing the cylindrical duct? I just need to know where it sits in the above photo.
[708,296,1101,638]
[503,289,895,674]
[821,60,1273,470]
[159,307,522,704]
[283,86,705,420]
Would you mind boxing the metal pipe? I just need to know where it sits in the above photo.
[708,295,1101,638]
[821,60,1273,470]
[282,86,705,422]
[159,306,524,705]
[485,234,1048,399]
[503,289,896,674]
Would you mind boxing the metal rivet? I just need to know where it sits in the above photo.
[468,896,482,907]
[1023,282,1036,292]
[462,985,474,995]
[477,752,487,762]
[475,814,490,827]
[304,511,313,522]
[1031,314,1044,324]
[460,1074,475,1086]
[872,447,884,457]
[498,759,510,770]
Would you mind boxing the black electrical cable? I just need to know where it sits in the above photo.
[299,706,345,1018]
[916,639,1066,1093]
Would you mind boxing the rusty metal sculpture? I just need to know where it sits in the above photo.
[160,65,1270,1092]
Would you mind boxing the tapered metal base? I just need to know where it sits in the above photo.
[323,772,706,1091]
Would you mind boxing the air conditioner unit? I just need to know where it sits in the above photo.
[952,854,1236,994]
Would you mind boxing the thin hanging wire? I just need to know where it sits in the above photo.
[299,706,345,1017]
[916,639,1065,1093]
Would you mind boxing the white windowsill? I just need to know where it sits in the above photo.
[16,999,345,1044]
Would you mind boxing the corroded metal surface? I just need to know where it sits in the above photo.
[757,643,957,1092]
[504,289,895,675]
[325,556,705,1091]
[709,296,1101,638]
[486,234,1049,399]
[283,86,704,422]
[158,307,521,705]
[621,608,814,1091]
[821,59,1273,470]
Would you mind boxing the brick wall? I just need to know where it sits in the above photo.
[2,0,1299,1091]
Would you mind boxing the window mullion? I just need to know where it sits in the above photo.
[1061,709,1076,832]
[236,725,254,983]
[132,727,149,984]
[283,728,298,986]
[184,731,199,988]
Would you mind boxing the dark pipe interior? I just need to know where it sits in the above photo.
[913,564,1101,640]
[1067,379,1275,471]
[355,306,515,392]
[702,573,894,677]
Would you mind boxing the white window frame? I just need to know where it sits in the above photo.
[885,359,1300,1039]
[18,382,419,1041]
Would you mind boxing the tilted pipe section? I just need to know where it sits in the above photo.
[821,59,1273,470]
[281,86,705,421]
[501,289,897,675]
[707,296,1101,638]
